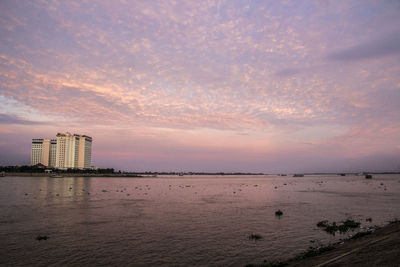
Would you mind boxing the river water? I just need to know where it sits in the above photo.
[1,174,399,266]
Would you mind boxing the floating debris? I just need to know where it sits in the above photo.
[36,235,49,241]
[365,174,372,179]
[275,210,283,216]
[248,234,262,240]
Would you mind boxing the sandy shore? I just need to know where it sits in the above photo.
[287,221,400,266]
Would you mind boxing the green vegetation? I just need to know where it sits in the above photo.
[1,165,45,173]
[316,219,361,235]
[0,165,115,174]
[316,220,329,227]
[247,220,398,266]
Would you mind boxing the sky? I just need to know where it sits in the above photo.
[0,0,399,173]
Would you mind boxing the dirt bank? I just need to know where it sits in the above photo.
[287,221,400,266]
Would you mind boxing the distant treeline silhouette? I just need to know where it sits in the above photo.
[0,165,114,174]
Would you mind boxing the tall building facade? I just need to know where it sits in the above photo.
[49,139,57,167]
[78,135,92,169]
[31,139,44,166]
[56,132,79,168]
[31,133,92,169]
[31,139,57,167]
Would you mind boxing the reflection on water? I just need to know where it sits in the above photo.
[0,174,399,266]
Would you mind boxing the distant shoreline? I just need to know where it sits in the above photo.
[2,172,145,177]
[2,172,399,178]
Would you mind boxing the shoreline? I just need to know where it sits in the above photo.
[247,220,400,266]
[2,172,146,177]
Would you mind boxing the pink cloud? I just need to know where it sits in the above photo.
[0,1,399,172]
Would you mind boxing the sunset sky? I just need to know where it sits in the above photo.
[1,0,399,173]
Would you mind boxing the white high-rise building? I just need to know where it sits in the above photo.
[56,132,79,169]
[31,139,44,166]
[31,138,57,167]
[32,133,92,169]
[77,135,92,169]
[41,139,50,166]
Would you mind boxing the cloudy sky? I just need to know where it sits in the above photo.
[1,0,399,173]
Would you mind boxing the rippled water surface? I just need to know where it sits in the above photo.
[1,174,400,266]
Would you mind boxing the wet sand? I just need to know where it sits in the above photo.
[287,221,400,266]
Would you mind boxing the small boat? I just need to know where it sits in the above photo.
[293,174,304,177]
[50,174,63,178]
[0,171,5,177]
[365,174,372,179]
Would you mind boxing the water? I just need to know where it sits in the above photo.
[1,174,399,266]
